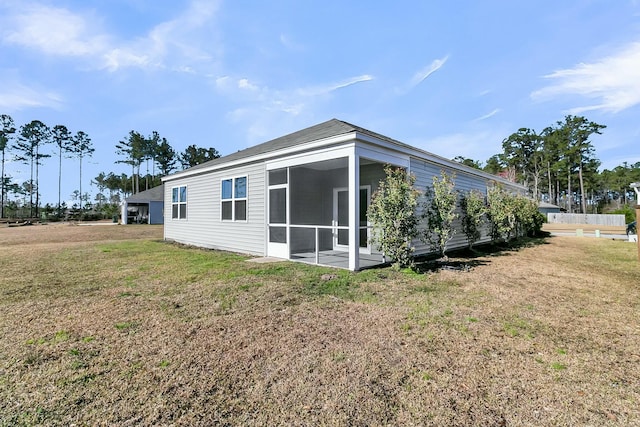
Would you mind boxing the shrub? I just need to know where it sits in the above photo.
[368,166,420,269]
[422,171,458,258]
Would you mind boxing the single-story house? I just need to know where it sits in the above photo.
[121,185,164,224]
[161,119,525,270]
[538,201,561,216]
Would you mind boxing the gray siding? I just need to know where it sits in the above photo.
[410,158,508,255]
[164,162,266,255]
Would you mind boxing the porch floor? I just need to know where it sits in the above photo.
[290,250,383,270]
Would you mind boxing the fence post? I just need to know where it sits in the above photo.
[636,205,640,262]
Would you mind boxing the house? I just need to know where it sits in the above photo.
[121,185,164,224]
[538,201,561,216]
[161,119,524,270]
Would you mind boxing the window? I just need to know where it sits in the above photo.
[221,176,247,221]
[172,185,187,219]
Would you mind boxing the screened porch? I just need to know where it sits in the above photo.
[267,156,387,270]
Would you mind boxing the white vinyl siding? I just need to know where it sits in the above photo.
[164,163,266,255]
[410,158,495,255]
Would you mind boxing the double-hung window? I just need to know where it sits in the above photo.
[172,185,187,219]
[221,176,247,221]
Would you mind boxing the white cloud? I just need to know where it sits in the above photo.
[1,3,108,56]
[409,55,449,87]
[472,108,501,122]
[0,82,63,111]
[297,74,374,97]
[531,41,640,113]
[0,0,221,72]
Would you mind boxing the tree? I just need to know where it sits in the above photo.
[422,171,458,259]
[155,137,177,176]
[559,115,605,213]
[453,156,482,169]
[51,125,73,217]
[70,131,94,210]
[179,145,220,169]
[0,114,16,218]
[460,189,486,250]
[14,120,50,218]
[368,166,420,269]
[116,131,146,194]
[501,128,544,199]
[484,154,505,175]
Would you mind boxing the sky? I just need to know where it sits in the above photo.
[1,0,640,205]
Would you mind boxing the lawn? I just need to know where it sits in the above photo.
[1,223,639,426]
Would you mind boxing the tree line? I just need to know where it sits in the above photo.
[453,115,640,216]
[0,113,220,220]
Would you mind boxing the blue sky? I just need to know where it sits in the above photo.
[1,0,639,204]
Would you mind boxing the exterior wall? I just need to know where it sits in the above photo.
[409,157,516,255]
[163,162,266,255]
[149,201,164,224]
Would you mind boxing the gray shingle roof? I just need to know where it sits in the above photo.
[125,184,164,202]
[176,118,396,174]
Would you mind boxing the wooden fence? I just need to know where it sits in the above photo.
[547,213,626,226]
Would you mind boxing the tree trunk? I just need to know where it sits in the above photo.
[578,162,587,214]
[1,150,5,219]
[547,162,553,205]
[567,172,572,213]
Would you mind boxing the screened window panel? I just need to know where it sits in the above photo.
[235,200,247,221]
[179,204,187,219]
[222,201,232,220]
[269,188,286,224]
[172,204,179,219]
[269,169,287,185]
[269,226,286,243]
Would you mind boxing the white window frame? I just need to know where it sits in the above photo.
[171,185,187,220]
[221,176,248,221]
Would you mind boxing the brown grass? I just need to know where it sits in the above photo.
[1,224,639,426]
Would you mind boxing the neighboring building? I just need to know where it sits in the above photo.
[538,201,561,216]
[161,119,525,270]
[122,185,164,224]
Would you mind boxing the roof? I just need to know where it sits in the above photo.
[125,184,164,202]
[163,118,525,189]
[182,119,363,174]
[538,201,560,209]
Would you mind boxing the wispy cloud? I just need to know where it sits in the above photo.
[0,81,63,111]
[531,41,640,113]
[395,55,449,95]
[409,55,449,88]
[0,0,221,72]
[279,33,305,51]
[472,108,501,122]
[297,74,374,97]
[1,3,108,56]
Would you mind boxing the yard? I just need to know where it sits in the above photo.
[0,223,639,426]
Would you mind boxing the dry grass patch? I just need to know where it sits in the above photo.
[1,225,639,426]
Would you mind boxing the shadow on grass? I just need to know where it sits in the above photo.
[412,233,552,273]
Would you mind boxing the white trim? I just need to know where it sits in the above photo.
[266,144,355,170]
[220,175,248,222]
[164,134,356,182]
